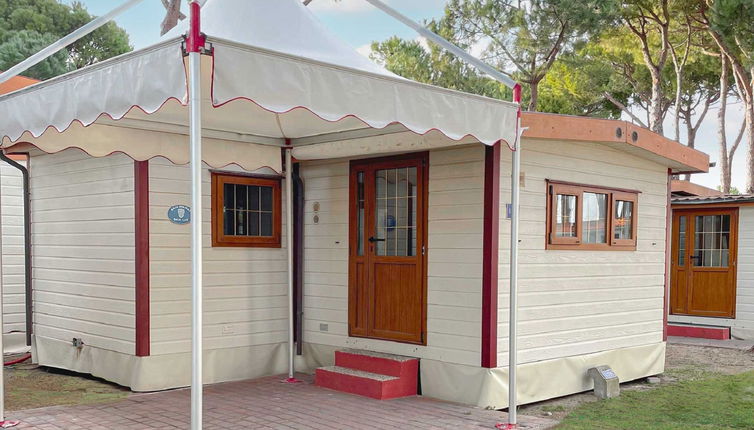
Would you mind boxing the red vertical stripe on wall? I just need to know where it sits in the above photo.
[135,160,151,357]
[663,169,672,341]
[482,142,501,368]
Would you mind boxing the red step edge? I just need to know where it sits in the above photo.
[335,350,418,378]
[315,368,416,400]
[667,324,730,340]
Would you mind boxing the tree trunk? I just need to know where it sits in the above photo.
[528,80,539,112]
[674,68,683,141]
[745,105,754,193]
[649,73,665,135]
[719,56,731,194]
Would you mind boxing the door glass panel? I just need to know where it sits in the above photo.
[375,166,417,257]
[356,171,365,256]
[582,192,607,244]
[555,194,577,237]
[614,200,634,240]
[693,214,731,267]
[678,216,686,266]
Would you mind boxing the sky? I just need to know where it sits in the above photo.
[63,0,747,192]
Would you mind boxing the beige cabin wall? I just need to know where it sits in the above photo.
[731,207,754,338]
[497,138,668,366]
[30,149,136,355]
[1,161,27,352]
[299,145,485,367]
[148,158,289,356]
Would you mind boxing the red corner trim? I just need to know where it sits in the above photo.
[482,141,501,368]
[663,168,671,342]
[135,160,151,357]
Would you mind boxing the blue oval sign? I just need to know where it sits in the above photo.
[168,205,191,225]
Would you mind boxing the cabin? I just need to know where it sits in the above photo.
[0,0,709,409]
[669,191,754,341]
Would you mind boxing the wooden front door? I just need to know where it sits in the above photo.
[348,153,428,344]
[671,209,738,318]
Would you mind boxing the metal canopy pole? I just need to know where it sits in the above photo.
[506,86,523,429]
[187,2,206,430]
[0,165,4,423]
[0,0,144,85]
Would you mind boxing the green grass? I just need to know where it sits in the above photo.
[6,366,128,411]
[556,370,754,430]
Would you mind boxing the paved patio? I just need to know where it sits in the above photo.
[10,373,556,429]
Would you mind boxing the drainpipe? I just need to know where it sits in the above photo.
[0,153,31,347]
[292,163,305,355]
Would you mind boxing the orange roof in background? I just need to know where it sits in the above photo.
[671,180,722,197]
[0,74,39,95]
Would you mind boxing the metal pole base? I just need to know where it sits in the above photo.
[0,420,20,428]
[282,377,303,384]
[495,423,517,430]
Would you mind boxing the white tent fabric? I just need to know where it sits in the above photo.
[0,0,518,172]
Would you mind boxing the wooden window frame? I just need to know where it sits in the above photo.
[211,172,282,248]
[546,180,639,251]
[611,191,638,248]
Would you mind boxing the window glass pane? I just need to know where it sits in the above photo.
[555,194,577,238]
[582,192,607,244]
[261,213,273,237]
[248,212,260,237]
[249,186,260,211]
[224,184,234,209]
[357,172,365,256]
[693,214,731,267]
[614,200,634,240]
[224,209,235,235]
[678,216,686,266]
[260,186,273,212]
[235,184,247,211]
[220,180,276,239]
[375,167,417,256]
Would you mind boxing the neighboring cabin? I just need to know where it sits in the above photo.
[669,182,754,341]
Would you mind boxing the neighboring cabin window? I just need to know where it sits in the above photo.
[546,181,638,250]
[212,173,281,248]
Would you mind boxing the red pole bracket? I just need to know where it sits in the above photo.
[186,1,206,53]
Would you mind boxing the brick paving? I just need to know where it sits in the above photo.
[10,374,556,429]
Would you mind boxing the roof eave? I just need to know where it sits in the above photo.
[521,112,709,174]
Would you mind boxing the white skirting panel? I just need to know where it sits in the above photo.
[420,342,666,409]
[33,335,290,392]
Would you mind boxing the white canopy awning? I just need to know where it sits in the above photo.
[0,0,518,172]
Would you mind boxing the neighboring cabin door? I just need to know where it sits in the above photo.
[348,153,428,344]
[671,209,738,318]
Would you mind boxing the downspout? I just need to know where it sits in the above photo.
[293,163,305,355]
[0,152,31,347]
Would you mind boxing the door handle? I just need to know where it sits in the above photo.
[368,237,386,243]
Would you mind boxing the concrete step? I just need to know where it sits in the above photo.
[667,323,730,340]
[315,366,417,400]
[334,349,418,379]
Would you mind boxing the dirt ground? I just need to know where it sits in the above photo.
[519,343,754,422]
[4,356,128,411]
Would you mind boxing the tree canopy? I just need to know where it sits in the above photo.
[0,0,132,80]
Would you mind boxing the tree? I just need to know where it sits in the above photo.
[619,0,675,134]
[440,0,618,111]
[697,0,754,192]
[0,0,132,80]
[371,32,509,100]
